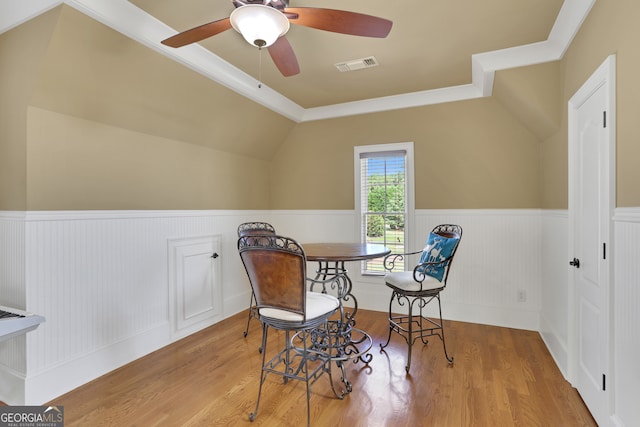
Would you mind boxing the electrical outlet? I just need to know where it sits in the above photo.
[517,289,527,302]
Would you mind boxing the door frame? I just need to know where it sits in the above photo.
[567,54,616,422]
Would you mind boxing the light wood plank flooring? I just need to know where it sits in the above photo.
[40,310,595,426]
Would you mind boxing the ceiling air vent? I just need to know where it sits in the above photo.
[335,56,379,72]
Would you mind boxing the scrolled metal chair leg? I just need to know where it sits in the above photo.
[405,297,414,373]
[250,323,269,422]
[418,297,430,345]
[243,291,256,338]
[283,330,292,384]
[436,295,454,364]
[303,333,311,427]
[380,291,397,351]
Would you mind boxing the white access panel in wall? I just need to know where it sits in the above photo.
[168,235,222,340]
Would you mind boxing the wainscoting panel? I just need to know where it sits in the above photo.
[0,209,573,406]
[0,212,28,404]
[412,210,542,330]
[538,210,569,376]
[272,209,543,330]
[612,208,640,427]
[1,210,268,404]
[0,213,26,309]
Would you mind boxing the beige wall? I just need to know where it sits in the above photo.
[493,62,561,142]
[0,6,288,210]
[0,8,61,210]
[29,6,295,163]
[539,131,568,208]
[542,0,640,208]
[279,0,640,211]
[270,97,542,209]
[4,3,638,211]
[26,107,270,210]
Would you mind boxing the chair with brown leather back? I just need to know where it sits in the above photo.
[237,222,277,338]
[238,234,344,426]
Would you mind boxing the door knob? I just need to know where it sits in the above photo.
[569,258,580,268]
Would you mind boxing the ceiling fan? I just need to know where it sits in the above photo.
[161,0,393,77]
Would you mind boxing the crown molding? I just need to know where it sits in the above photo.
[1,0,595,123]
[0,0,62,33]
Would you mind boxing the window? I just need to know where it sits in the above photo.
[354,142,414,275]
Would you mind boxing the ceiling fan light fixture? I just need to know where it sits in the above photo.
[230,5,290,48]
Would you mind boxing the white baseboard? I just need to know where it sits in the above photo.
[539,316,569,379]
[22,322,171,405]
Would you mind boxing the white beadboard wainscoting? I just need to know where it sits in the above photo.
[272,210,544,329]
[539,210,570,376]
[0,213,27,403]
[1,207,635,422]
[0,210,271,405]
[0,209,546,404]
[611,208,640,427]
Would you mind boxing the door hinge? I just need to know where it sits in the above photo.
[603,243,606,260]
[603,111,607,128]
[603,374,606,391]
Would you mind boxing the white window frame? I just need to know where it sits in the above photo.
[354,142,415,278]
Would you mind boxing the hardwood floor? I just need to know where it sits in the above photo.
[44,310,596,426]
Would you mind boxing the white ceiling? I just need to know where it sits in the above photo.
[2,0,595,122]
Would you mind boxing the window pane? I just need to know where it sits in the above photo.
[360,152,406,274]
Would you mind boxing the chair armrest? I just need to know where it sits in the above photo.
[383,250,422,271]
[412,256,453,283]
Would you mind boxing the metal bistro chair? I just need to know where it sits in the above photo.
[238,234,345,426]
[237,222,277,339]
[380,224,462,372]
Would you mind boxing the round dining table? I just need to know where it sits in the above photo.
[303,242,391,263]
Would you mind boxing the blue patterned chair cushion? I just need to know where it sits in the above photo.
[416,232,459,281]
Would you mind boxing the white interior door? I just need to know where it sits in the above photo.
[568,55,615,426]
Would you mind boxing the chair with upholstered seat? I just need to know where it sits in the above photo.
[237,222,277,338]
[238,234,344,426]
[380,224,462,372]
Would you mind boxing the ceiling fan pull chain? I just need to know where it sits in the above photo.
[258,47,263,88]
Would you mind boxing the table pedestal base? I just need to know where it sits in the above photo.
[310,260,374,393]
[327,322,372,392]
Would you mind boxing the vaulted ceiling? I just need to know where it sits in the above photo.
[2,0,594,123]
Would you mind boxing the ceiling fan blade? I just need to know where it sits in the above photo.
[267,36,300,77]
[284,8,392,38]
[161,18,232,48]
